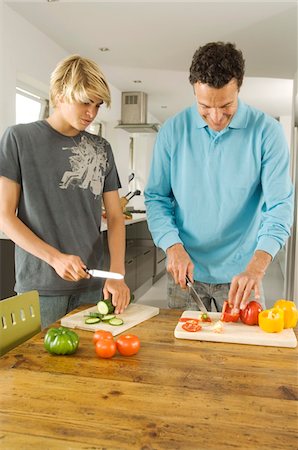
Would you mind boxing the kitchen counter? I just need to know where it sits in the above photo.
[0,307,297,449]
[0,214,147,239]
[101,212,147,232]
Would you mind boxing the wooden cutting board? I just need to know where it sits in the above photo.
[61,303,159,336]
[174,311,297,348]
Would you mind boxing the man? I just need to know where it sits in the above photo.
[0,54,130,328]
[144,42,293,313]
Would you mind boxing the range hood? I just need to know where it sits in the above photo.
[115,92,160,133]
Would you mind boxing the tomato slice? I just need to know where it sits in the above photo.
[182,320,202,332]
[179,317,198,323]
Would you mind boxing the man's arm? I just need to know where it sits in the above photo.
[102,190,130,314]
[229,121,294,311]
[228,250,272,311]
[0,176,89,281]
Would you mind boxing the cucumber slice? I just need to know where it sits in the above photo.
[102,314,116,321]
[85,317,101,324]
[108,318,124,326]
[97,301,109,315]
[85,312,103,319]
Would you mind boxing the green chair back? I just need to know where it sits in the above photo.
[0,290,41,356]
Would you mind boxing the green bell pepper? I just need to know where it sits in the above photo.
[44,327,79,355]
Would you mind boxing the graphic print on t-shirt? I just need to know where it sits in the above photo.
[59,135,108,197]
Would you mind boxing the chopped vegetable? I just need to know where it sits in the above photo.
[274,300,297,329]
[102,314,116,321]
[97,295,135,315]
[44,327,79,355]
[258,307,284,333]
[181,319,202,332]
[108,318,124,326]
[210,321,224,333]
[85,317,101,325]
[220,301,240,323]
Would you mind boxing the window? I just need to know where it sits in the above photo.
[16,86,49,124]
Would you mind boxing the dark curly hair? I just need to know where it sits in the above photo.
[189,42,245,89]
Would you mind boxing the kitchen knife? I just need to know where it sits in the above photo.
[186,275,208,313]
[86,269,124,280]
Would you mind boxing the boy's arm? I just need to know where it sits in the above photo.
[102,190,130,314]
[0,176,89,281]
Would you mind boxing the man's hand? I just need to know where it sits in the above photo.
[103,279,131,314]
[51,253,90,281]
[228,250,272,311]
[166,243,194,288]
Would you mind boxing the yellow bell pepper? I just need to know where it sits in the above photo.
[258,307,284,333]
[274,300,298,329]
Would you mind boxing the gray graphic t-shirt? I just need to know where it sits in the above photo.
[0,120,121,294]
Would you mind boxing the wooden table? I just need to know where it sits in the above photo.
[0,308,297,450]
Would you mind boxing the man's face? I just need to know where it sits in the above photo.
[194,79,239,131]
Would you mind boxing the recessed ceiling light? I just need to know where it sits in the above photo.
[133,80,142,84]
[99,47,110,52]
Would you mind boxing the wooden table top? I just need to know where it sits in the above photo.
[0,307,297,450]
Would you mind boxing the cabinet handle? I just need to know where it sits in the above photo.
[143,249,151,256]
[126,259,134,265]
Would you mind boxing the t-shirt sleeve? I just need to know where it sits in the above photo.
[0,126,22,183]
[103,141,122,192]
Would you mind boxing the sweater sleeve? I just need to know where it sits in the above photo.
[256,120,294,258]
[144,126,182,252]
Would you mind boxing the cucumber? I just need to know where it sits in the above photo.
[97,294,135,315]
[108,318,124,326]
[97,301,110,315]
[85,312,103,319]
[102,314,116,321]
[85,317,101,324]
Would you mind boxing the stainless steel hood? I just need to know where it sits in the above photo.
[115,92,160,133]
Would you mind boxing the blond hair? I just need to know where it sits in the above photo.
[49,54,111,107]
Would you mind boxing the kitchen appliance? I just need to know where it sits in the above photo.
[86,269,124,280]
[174,311,297,348]
[61,303,159,335]
[115,92,160,133]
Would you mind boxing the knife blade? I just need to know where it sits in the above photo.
[86,269,124,280]
[186,275,208,313]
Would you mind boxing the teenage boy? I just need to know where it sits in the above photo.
[0,55,130,328]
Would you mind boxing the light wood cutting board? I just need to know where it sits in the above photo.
[174,311,297,348]
[61,303,159,336]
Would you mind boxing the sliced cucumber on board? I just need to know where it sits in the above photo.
[85,317,101,324]
[108,318,124,326]
[102,314,116,321]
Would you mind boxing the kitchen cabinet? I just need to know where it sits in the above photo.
[0,240,15,300]
[103,220,156,293]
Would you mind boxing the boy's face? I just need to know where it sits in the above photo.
[56,95,103,134]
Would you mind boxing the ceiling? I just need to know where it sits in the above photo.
[5,1,298,122]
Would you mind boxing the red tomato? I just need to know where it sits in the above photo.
[220,301,240,323]
[93,330,114,345]
[179,317,197,322]
[116,334,140,356]
[181,320,202,332]
[240,301,263,326]
[95,338,116,359]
